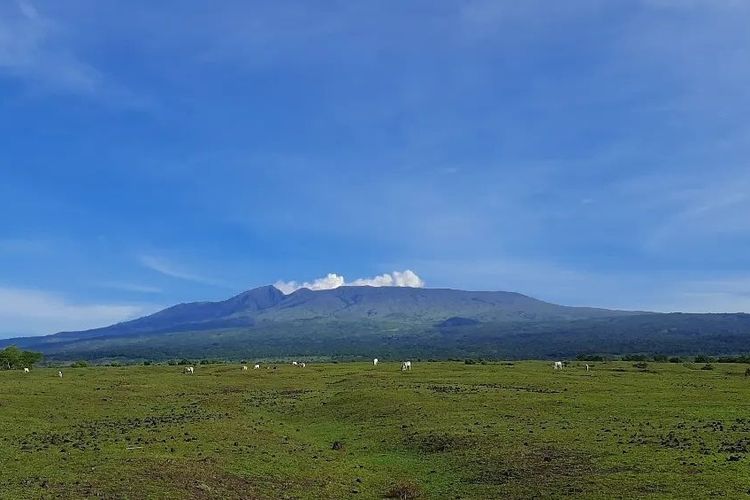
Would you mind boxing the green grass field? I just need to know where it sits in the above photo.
[1,361,749,499]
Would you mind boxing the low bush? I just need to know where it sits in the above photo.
[385,481,423,499]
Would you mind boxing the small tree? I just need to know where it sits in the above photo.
[19,350,43,368]
[0,346,22,369]
[0,346,43,370]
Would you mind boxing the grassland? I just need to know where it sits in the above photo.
[1,361,749,499]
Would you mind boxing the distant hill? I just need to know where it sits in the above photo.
[3,285,750,361]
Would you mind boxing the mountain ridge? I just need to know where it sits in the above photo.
[26,285,641,341]
[3,285,749,361]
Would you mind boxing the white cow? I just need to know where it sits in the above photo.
[242,365,248,371]
[254,364,260,369]
[292,361,298,366]
[553,361,563,370]
[585,364,590,372]
[23,368,29,374]
[58,371,63,378]
[300,362,306,368]
[401,361,412,371]
[184,366,194,375]
[373,358,379,366]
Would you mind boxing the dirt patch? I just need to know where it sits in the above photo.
[475,383,562,394]
[140,460,264,499]
[13,405,224,453]
[426,384,475,394]
[466,445,596,493]
[244,389,315,412]
[404,432,476,453]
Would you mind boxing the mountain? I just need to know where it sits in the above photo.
[3,286,750,361]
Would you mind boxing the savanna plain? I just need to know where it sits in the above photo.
[1,361,749,499]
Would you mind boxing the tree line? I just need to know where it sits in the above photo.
[0,346,44,370]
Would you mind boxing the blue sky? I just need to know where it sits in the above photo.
[1,0,749,337]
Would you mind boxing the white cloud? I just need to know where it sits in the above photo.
[0,286,158,337]
[274,270,425,295]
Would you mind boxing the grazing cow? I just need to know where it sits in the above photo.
[373,358,379,366]
[58,371,63,378]
[553,361,563,370]
[242,365,248,371]
[292,361,298,366]
[300,362,306,368]
[23,368,29,374]
[254,364,260,369]
[401,361,412,371]
[585,364,590,372]
[184,366,194,375]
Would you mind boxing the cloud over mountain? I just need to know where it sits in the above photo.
[274,270,424,295]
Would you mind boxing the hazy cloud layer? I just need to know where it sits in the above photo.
[0,286,157,337]
[274,270,424,295]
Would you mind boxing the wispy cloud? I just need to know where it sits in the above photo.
[0,286,158,337]
[274,270,425,295]
[96,281,163,294]
[0,0,147,107]
[0,0,101,94]
[138,254,225,287]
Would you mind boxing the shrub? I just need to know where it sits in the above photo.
[623,354,647,362]
[385,481,423,499]
[653,354,668,362]
[177,359,191,366]
[669,357,680,363]
[577,354,605,362]
[167,360,177,366]
[717,356,750,364]
[200,359,210,365]
[143,360,152,366]
[70,361,88,368]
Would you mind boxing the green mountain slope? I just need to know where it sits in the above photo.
[2,286,749,361]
